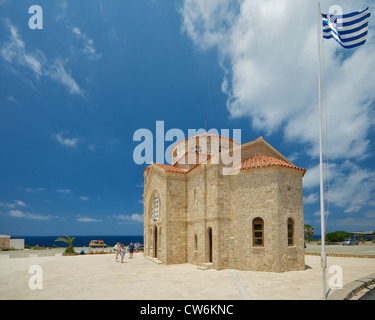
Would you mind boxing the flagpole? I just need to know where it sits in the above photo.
[317,1,327,300]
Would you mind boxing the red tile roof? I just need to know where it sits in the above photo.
[144,163,187,174]
[231,156,306,175]
[144,156,306,176]
[144,153,213,175]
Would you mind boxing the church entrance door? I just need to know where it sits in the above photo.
[207,227,213,263]
[154,226,158,258]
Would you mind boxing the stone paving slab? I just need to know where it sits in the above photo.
[0,253,374,300]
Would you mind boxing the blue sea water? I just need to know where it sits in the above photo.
[13,234,320,247]
[311,235,322,241]
[12,235,144,248]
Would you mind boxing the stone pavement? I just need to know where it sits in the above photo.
[0,253,374,300]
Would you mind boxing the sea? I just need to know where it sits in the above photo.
[12,235,144,248]
[310,235,322,241]
[13,234,321,248]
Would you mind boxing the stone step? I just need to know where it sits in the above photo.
[197,263,213,270]
[144,255,162,265]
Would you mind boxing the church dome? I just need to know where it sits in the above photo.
[170,133,240,166]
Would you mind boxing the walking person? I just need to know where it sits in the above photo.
[114,242,120,262]
[129,242,134,259]
[120,244,126,263]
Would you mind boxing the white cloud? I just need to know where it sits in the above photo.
[9,209,52,220]
[56,188,71,194]
[80,196,90,201]
[325,213,375,230]
[0,200,27,208]
[13,200,27,207]
[25,187,45,192]
[0,202,15,208]
[179,0,237,51]
[179,0,375,160]
[0,20,84,96]
[113,213,143,223]
[304,160,375,213]
[303,163,338,189]
[53,132,78,147]
[310,210,375,231]
[76,215,102,222]
[56,0,68,22]
[180,0,375,217]
[49,59,85,96]
[70,26,102,61]
[0,20,45,76]
[328,161,375,213]
[304,193,318,205]
[7,96,19,104]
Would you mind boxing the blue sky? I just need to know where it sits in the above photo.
[0,0,374,236]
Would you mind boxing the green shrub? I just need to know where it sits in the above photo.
[326,231,351,243]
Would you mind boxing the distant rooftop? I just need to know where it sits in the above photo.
[351,231,374,235]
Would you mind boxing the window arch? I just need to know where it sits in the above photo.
[253,218,264,247]
[150,192,160,221]
[287,218,294,246]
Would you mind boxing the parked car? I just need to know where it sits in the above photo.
[89,240,107,248]
[134,242,144,251]
[342,239,358,246]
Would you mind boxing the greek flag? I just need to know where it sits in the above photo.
[322,7,371,49]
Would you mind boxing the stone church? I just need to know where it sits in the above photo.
[143,133,306,272]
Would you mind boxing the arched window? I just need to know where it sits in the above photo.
[151,193,160,221]
[253,218,264,247]
[288,218,294,246]
[194,234,198,251]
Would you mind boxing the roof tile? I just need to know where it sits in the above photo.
[231,156,306,175]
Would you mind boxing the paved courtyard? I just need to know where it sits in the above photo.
[0,251,374,300]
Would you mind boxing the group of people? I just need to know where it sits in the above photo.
[113,242,135,263]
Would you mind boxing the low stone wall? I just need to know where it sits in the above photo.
[305,252,375,259]
[9,253,29,258]
[37,252,56,257]
[328,272,375,300]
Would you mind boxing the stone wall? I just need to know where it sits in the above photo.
[186,167,206,265]
[143,137,306,272]
[165,174,187,264]
[143,167,168,262]
[0,235,10,249]
[229,168,279,271]
[276,169,305,271]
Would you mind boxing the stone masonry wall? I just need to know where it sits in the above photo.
[229,168,280,271]
[143,167,168,263]
[276,169,305,271]
[143,139,305,272]
[165,174,187,264]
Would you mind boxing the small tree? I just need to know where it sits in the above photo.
[55,235,75,254]
[326,231,351,243]
[304,224,315,241]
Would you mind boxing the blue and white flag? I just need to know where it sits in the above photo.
[322,7,371,49]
